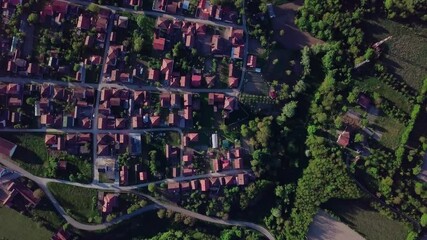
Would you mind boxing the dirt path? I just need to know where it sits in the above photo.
[272,0,324,50]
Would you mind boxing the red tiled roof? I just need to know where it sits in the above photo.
[153,37,166,51]
[139,171,147,181]
[228,77,239,88]
[233,158,243,169]
[337,131,350,147]
[247,55,257,68]
[200,179,210,191]
[148,69,160,81]
[45,134,57,145]
[0,137,17,157]
[191,74,202,87]
[150,115,161,126]
[77,15,91,30]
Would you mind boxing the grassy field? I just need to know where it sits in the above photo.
[323,199,409,240]
[261,48,300,83]
[48,183,100,223]
[0,207,53,240]
[356,77,413,114]
[364,19,427,91]
[371,115,406,150]
[0,133,48,176]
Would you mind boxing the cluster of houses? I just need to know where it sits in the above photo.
[0,180,40,210]
[152,0,239,24]
[0,82,23,127]
[39,84,96,129]
[45,133,92,156]
[119,162,148,186]
[167,173,249,194]
[212,148,244,172]
[196,0,238,23]
[0,82,95,128]
[97,133,142,157]
[149,16,244,89]
[336,94,375,148]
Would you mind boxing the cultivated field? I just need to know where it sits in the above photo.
[364,19,427,91]
[0,206,52,240]
[323,199,409,240]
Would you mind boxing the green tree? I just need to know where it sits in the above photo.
[27,13,38,24]
[87,3,100,13]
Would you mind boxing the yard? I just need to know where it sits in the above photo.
[0,206,53,240]
[0,133,48,176]
[363,18,427,91]
[356,77,413,114]
[370,114,406,150]
[323,199,409,240]
[0,133,92,182]
[47,183,100,224]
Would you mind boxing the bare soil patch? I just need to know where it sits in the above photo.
[307,210,365,240]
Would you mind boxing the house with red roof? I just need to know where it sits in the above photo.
[337,130,351,148]
[139,171,148,181]
[212,158,220,172]
[180,181,191,191]
[0,137,17,157]
[168,113,178,126]
[247,55,257,68]
[211,35,222,53]
[97,144,110,156]
[115,118,127,129]
[132,116,143,129]
[2,181,40,209]
[153,36,166,51]
[191,180,199,190]
[168,182,180,193]
[51,229,71,240]
[233,158,243,169]
[120,166,128,185]
[236,173,248,186]
[182,154,192,163]
[200,179,210,192]
[170,93,181,108]
[45,134,57,145]
[150,115,161,126]
[89,55,102,65]
[223,176,235,186]
[191,74,202,87]
[77,14,91,30]
[183,168,194,176]
[180,75,190,87]
[183,93,192,107]
[205,75,216,87]
[224,97,236,111]
[160,92,171,107]
[102,193,118,213]
[161,59,174,81]
[148,69,160,81]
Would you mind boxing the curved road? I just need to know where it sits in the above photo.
[129,190,275,240]
[0,155,274,239]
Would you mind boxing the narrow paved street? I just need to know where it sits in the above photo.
[0,0,266,237]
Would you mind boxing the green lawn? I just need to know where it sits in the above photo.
[48,183,100,224]
[0,207,53,240]
[323,199,409,240]
[371,115,406,150]
[356,77,413,113]
[364,19,427,91]
[0,133,48,176]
